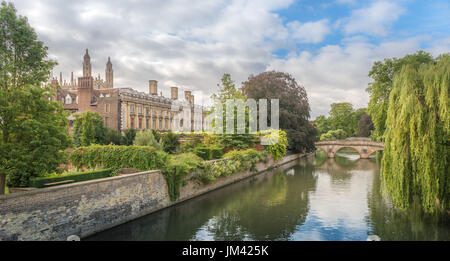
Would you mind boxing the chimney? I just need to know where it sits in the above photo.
[171,87,179,100]
[77,76,94,112]
[149,80,158,95]
[184,91,191,102]
[59,72,63,86]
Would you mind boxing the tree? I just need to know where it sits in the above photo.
[134,130,162,150]
[122,128,137,145]
[73,111,107,146]
[211,73,256,150]
[358,113,374,137]
[381,55,449,213]
[105,129,123,145]
[328,102,354,137]
[314,115,329,139]
[366,51,434,141]
[242,71,317,153]
[320,129,347,141]
[0,2,71,188]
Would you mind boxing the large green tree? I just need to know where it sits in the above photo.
[381,55,449,213]
[366,51,434,141]
[242,71,317,153]
[0,2,71,188]
[73,111,107,146]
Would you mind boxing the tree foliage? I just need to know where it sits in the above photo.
[358,112,374,137]
[0,2,71,187]
[242,71,316,153]
[381,55,449,213]
[314,103,368,139]
[133,129,162,150]
[161,131,180,154]
[366,51,434,141]
[73,111,107,146]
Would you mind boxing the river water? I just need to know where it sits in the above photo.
[87,149,450,241]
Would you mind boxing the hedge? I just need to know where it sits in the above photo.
[30,168,113,188]
[194,146,223,160]
[69,145,169,171]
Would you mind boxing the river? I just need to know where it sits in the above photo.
[87,149,450,241]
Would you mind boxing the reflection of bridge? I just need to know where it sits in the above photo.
[315,137,384,159]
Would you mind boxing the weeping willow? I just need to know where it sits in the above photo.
[381,55,449,214]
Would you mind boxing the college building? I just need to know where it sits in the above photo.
[49,49,207,133]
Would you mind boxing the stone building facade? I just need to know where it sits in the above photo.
[50,49,207,133]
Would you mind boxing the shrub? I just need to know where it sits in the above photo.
[122,128,137,145]
[261,129,288,160]
[134,130,162,150]
[197,149,266,184]
[194,145,224,160]
[162,153,203,201]
[214,133,259,151]
[69,145,168,172]
[319,129,347,141]
[29,168,113,188]
[161,132,180,154]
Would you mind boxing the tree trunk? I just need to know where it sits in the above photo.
[0,173,6,195]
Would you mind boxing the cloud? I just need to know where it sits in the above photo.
[9,0,450,119]
[343,1,405,36]
[268,37,424,117]
[287,19,331,43]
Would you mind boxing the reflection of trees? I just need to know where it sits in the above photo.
[87,158,317,241]
[367,168,450,240]
[204,163,317,241]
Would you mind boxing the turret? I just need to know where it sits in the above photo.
[105,57,113,88]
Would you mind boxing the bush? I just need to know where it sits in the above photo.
[197,149,266,184]
[30,169,113,188]
[105,129,123,145]
[162,153,203,201]
[69,145,168,172]
[194,145,224,160]
[261,129,288,160]
[214,133,259,151]
[134,130,162,150]
[122,128,137,145]
[161,132,180,154]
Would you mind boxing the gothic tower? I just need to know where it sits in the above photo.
[83,49,92,77]
[105,57,113,88]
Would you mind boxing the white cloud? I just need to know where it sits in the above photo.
[287,19,331,43]
[8,0,450,120]
[268,37,425,117]
[343,1,405,36]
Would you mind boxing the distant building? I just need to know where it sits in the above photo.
[50,49,206,133]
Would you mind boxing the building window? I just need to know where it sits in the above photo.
[146,119,149,129]
[131,118,135,129]
[159,119,162,130]
[104,103,110,113]
[165,119,168,129]
[153,119,156,129]
[138,118,142,129]
[146,107,150,115]
[105,117,109,126]
[138,106,142,114]
[130,104,135,113]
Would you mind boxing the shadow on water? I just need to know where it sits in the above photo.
[87,150,449,241]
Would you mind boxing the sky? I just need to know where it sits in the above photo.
[10,0,450,118]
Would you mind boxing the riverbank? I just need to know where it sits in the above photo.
[0,152,310,241]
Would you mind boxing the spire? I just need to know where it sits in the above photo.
[105,56,113,88]
[82,48,92,77]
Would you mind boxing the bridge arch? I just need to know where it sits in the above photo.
[315,138,384,159]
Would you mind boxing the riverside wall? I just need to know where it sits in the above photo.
[0,153,309,240]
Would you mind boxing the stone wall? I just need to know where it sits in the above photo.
[0,153,306,241]
[0,170,170,240]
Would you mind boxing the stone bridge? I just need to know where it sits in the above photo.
[315,137,384,159]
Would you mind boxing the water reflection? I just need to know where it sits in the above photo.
[87,150,449,241]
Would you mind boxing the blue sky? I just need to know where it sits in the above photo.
[12,0,450,118]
